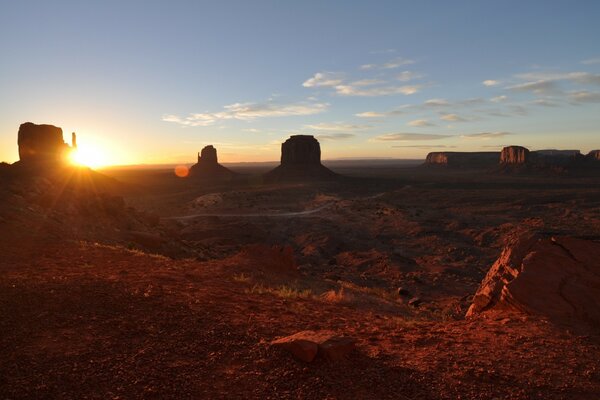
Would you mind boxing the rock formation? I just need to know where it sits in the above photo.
[188,145,235,180]
[17,122,73,165]
[587,150,600,161]
[500,146,529,164]
[271,330,356,362]
[264,135,337,181]
[467,233,600,330]
[424,151,499,168]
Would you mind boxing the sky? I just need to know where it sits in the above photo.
[1,0,599,166]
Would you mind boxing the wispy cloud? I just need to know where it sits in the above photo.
[408,119,435,127]
[359,57,415,70]
[163,100,328,127]
[483,80,500,86]
[490,95,507,102]
[355,111,387,118]
[397,71,423,82]
[582,58,600,65]
[440,113,467,122]
[424,98,450,107]
[316,133,356,141]
[304,122,370,131]
[507,80,560,95]
[392,145,457,149]
[568,90,600,103]
[374,133,453,141]
[302,72,343,88]
[461,132,512,139]
[532,99,559,107]
[516,71,600,85]
[335,84,420,96]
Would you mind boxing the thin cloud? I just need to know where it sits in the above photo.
[490,95,507,102]
[582,58,600,65]
[374,133,453,141]
[316,133,356,141]
[440,113,467,122]
[461,132,512,139]
[355,111,387,118]
[507,80,560,95]
[532,99,559,107]
[483,80,500,86]
[424,98,449,107]
[305,122,370,131]
[516,71,600,85]
[335,84,420,96]
[397,71,423,82]
[360,57,415,70]
[302,72,343,88]
[392,145,457,148]
[568,90,600,103]
[163,100,328,127]
[408,119,435,127]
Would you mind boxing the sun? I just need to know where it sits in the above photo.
[69,146,111,168]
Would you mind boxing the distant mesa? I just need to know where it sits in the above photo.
[188,145,235,180]
[499,145,529,164]
[467,233,600,330]
[264,135,338,182]
[17,122,77,167]
[424,151,498,168]
[425,144,600,173]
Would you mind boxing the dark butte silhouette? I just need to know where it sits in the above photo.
[17,122,76,167]
[188,145,235,180]
[264,135,337,182]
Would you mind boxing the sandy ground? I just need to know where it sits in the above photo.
[1,165,600,399]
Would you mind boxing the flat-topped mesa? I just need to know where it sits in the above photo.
[280,135,321,166]
[189,145,235,180]
[17,122,73,165]
[500,146,529,164]
[264,135,337,182]
[424,151,499,168]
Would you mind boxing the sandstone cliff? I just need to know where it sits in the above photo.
[189,145,235,180]
[424,151,499,168]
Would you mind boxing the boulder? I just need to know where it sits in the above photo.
[264,135,337,182]
[189,145,235,180]
[17,122,71,164]
[467,233,600,330]
[500,146,530,164]
[271,330,356,362]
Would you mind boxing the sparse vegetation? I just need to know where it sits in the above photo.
[245,283,313,299]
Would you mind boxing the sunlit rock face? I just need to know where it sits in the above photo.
[467,233,600,330]
[264,135,337,182]
[500,146,530,164]
[18,122,70,164]
[189,145,235,180]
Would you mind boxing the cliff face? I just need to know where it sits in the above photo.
[587,150,600,161]
[424,152,498,168]
[467,233,600,330]
[189,145,235,180]
[280,135,321,166]
[500,146,529,164]
[17,122,71,164]
[264,135,337,182]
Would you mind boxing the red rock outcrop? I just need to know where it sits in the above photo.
[424,151,499,168]
[271,330,356,362]
[264,135,337,181]
[17,122,72,164]
[467,233,600,329]
[500,146,530,164]
[189,145,235,180]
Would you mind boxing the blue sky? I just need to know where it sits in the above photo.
[1,0,599,165]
